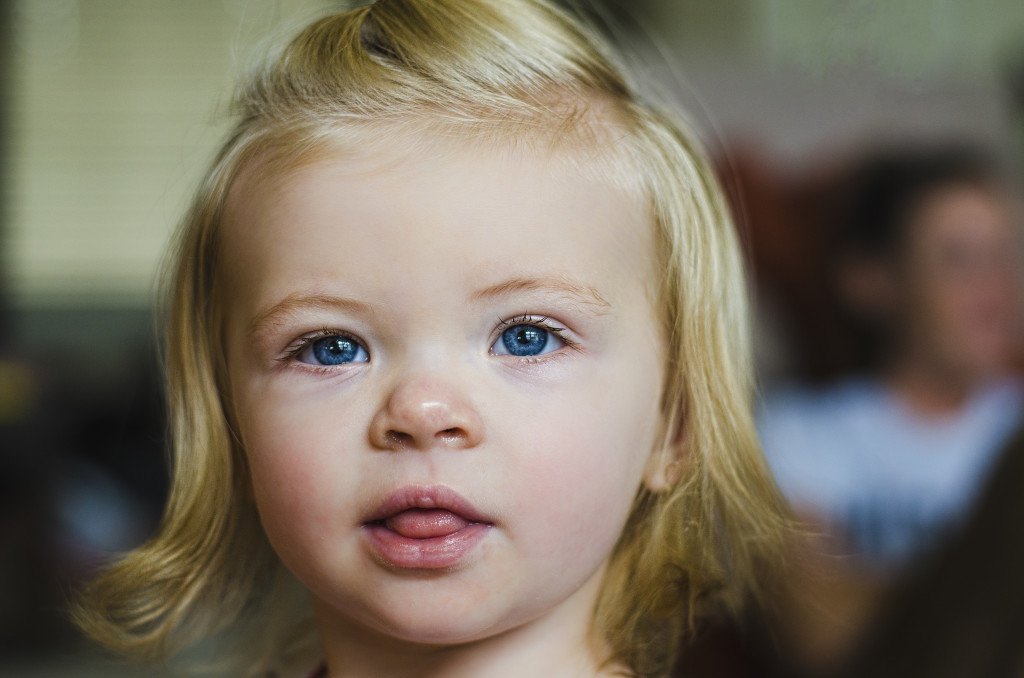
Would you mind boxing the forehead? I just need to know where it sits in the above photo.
[219,129,656,319]
[232,114,645,207]
[906,185,1012,250]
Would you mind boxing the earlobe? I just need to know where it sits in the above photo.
[642,405,688,491]
[643,425,687,492]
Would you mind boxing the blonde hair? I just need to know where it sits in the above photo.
[74,1,791,676]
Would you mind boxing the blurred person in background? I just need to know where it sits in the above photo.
[831,422,1024,678]
[756,144,1024,674]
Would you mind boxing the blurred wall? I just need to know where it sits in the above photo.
[4,0,335,308]
[632,0,1024,166]
[6,0,1024,310]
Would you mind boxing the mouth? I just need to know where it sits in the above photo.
[362,485,493,570]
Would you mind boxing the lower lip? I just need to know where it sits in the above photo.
[363,522,490,569]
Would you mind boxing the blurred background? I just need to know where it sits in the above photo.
[2,0,1024,676]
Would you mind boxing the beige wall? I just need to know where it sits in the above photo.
[632,0,1024,163]
[643,0,1024,79]
[4,0,333,306]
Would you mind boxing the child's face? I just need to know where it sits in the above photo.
[221,133,668,648]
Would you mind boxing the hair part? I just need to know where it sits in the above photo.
[74,2,791,676]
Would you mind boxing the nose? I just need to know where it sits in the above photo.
[368,373,484,451]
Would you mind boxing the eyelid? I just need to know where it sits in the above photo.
[491,314,579,352]
[278,327,369,364]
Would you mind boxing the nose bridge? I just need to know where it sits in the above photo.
[369,363,484,451]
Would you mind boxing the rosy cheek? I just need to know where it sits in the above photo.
[238,402,325,523]
[509,408,642,543]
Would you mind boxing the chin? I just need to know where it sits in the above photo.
[375,612,514,647]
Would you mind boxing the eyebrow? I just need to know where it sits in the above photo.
[471,276,612,314]
[248,293,373,341]
[247,276,611,341]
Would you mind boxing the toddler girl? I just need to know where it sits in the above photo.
[75,1,791,676]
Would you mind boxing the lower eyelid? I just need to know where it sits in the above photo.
[501,350,574,371]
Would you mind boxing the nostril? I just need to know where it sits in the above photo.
[380,428,468,450]
[438,428,469,444]
[440,426,469,437]
[385,430,415,448]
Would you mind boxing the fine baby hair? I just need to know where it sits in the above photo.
[75,1,791,676]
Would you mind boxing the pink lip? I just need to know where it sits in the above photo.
[362,485,492,569]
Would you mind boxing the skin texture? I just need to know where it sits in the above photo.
[220,136,671,677]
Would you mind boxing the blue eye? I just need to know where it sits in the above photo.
[492,324,564,357]
[298,335,369,366]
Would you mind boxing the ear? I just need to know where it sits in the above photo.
[642,415,687,492]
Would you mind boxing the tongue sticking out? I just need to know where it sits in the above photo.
[384,509,471,539]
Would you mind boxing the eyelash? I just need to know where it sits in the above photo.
[277,315,578,368]
[492,314,579,356]
[278,328,364,365]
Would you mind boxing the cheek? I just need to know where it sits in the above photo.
[499,366,661,553]
[916,275,992,341]
[905,265,970,331]
[240,398,318,487]
[233,388,359,558]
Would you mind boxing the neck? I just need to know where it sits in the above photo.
[313,571,624,678]
[884,358,985,418]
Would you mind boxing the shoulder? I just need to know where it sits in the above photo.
[954,377,1024,469]
[971,377,1024,424]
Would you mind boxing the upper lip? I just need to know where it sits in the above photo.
[363,485,493,525]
